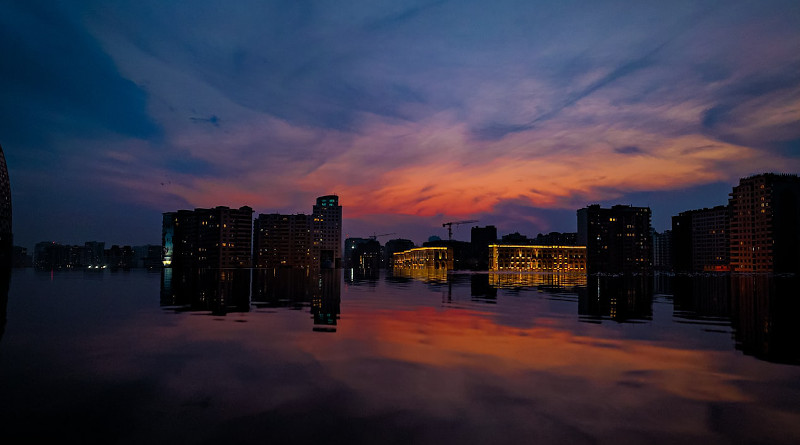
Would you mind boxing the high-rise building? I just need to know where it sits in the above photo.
[729,173,800,273]
[471,225,497,270]
[253,213,315,269]
[652,230,673,271]
[162,206,253,269]
[577,204,652,274]
[0,144,11,267]
[313,195,342,268]
[672,206,729,272]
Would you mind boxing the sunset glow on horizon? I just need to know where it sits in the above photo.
[2,1,799,246]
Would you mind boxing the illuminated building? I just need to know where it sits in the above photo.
[729,174,800,273]
[0,144,11,267]
[489,245,586,272]
[162,206,253,269]
[384,238,415,267]
[253,213,315,269]
[672,206,729,272]
[313,195,342,268]
[393,247,453,270]
[577,204,652,274]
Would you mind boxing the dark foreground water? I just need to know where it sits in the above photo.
[1,268,799,445]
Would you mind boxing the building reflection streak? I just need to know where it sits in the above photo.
[160,267,341,331]
[731,274,800,364]
[160,268,251,315]
[156,265,799,364]
[250,268,341,332]
[578,275,654,324]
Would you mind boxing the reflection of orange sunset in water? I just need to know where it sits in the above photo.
[299,307,750,404]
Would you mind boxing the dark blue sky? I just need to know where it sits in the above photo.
[2,0,799,249]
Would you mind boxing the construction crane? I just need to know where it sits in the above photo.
[369,232,396,240]
[442,220,478,240]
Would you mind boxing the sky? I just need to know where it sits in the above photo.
[1,0,799,249]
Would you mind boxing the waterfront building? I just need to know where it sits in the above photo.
[489,244,586,272]
[471,225,497,270]
[0,144,11,267]
[577,204,652,274]
[253,213,315,269]
[384,238,415,268]
[729,173,800,273]
[313,195,342,268]
[672,206,730,272]
[652,230,673,271]
[344,237,372,268]
[162,206,253,269]
[393,247,453,270]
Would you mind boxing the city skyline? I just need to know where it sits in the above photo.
[2,1,799,249]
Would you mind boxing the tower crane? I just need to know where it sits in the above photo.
[369,232,396,240]
[442,220,478,240]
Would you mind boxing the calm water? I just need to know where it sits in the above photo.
[1,268,799,444]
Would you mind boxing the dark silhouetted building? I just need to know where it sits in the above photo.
[471,225,497,270]
[313,195,342,268]
[162,206,253,269]
[344,237,371,268]
[652,230,672,271]
[577,204,652,274]
[0,144,11,267]
[253,213,315,269]
[729,173,800,273]
[345,238,381,270]
[501,232,531,244]
[12,246,32,268]
[533,232,578,246]
[672,205,730,272]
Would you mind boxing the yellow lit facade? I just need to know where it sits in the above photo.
[488,272,587,288]
[392,247,453,270]
[489,245,587,272]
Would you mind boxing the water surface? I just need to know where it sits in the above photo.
[1,268,799,444]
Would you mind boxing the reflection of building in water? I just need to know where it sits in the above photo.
[393,247,453,270]
[488,272,587,289]
[671,275,731,324]
[731,275,800,364]
[392,266,448,283]
[729,173,800,273]
[489,245,586,272]
[160,268,251,315]
[311,269,341,332]
[578,275,653,323]
[344,266,380,285]
[251,268,341,331]
[577,204,652,274]
[471,273,497,300]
